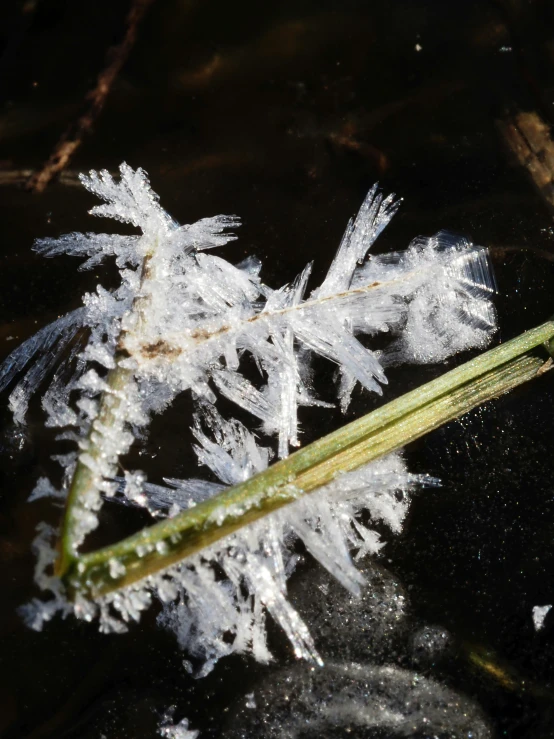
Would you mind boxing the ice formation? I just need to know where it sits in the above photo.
[225,562,490,738]
[532,604,552,631]
[0,164,498,671]
[223,662,492,738]
[410,625,452,666]
[159,709,199,739]
[93,406,434,673]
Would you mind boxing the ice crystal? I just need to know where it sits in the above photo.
[96,409,435,671]
[158,708,199,739]
[0,163,498,672]
[17,523,71,631]
[532,604,552,631]
[2,165,495,459]
[0,308,86,425]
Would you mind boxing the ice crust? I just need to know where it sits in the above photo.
[0,164,498,673]
[225,563,491,738]
[223,661,491,738]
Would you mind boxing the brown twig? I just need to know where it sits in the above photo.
[0,167,81,187]
[26,0,155,193]
[497,111,554,213]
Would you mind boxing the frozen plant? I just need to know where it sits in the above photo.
[150,406,437,670]
[0,162,505,669]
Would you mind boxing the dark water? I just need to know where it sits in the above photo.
[1,0,554,736]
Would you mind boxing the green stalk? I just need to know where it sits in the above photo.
[57,362,133,575]
[57,248,156,576]
[63,321,554,599]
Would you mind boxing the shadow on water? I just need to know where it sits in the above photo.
[1,0,554,736]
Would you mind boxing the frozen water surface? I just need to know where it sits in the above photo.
[2,1,554,737]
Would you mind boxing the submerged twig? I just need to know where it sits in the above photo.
[26,0,155,193]
[498,111,554,213]
[0,168,82,188]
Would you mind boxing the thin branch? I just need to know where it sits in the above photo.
[26,0,155,193]
[63,320,554,599]
[127,266,457,362]
[0,167,82,188]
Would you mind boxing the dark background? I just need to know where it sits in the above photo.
[1,0,554,736]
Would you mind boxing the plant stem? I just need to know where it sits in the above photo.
[64,320,554,599]
[57,247,157,576]
[57,362,134,574]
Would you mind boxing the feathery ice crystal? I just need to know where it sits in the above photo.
[0,163,497,670]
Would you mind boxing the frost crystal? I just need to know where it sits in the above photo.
[532,604,552,631]
[103,408,435,670]
[0,164,498,671]
[159,708,199,739]
[2,165,496,457]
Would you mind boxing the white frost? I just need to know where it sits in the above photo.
[108,407,436,671]
[0,164,498,673]
[2,164,497,460]
[158,708,199,739]
[532,604,552,631]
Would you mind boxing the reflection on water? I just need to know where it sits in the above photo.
[226,662,491,738]
[223,562,490,738]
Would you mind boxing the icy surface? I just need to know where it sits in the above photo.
[223,562,490,738]
[224,661,491,738]
[0,164,498,674]
[289,559,409,663]
[410,625,453,667]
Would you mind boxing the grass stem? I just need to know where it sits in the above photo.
[63,321,554,598]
